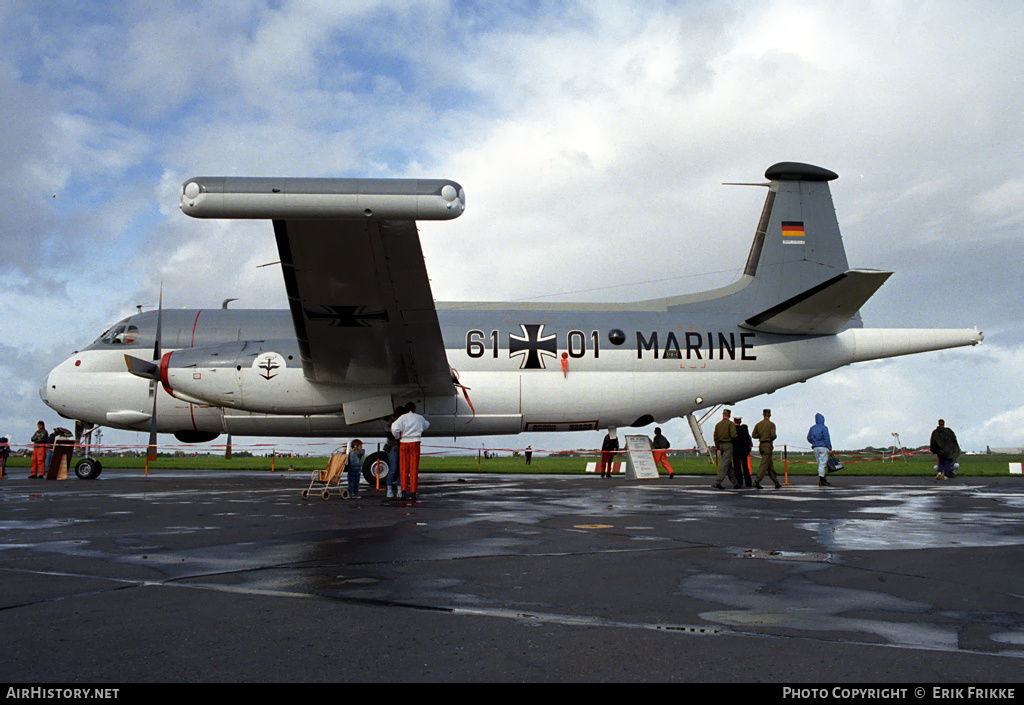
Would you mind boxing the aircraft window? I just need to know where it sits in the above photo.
[117,325,139,344]
[98,323,139,345]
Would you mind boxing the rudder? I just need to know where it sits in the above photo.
[741,162,855,324]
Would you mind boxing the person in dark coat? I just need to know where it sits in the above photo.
[345,440,366,498]
[30,421,48,479]
[652,428,674,478]
[385,407,404,498]
[599,433,619,478]
[929,419,961,480]
[732,417,753,488]
[0,436,9,478]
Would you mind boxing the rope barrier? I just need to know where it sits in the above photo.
[0,437,938,463]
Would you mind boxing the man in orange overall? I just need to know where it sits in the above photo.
[30,421,48,478]
[652,428,674,478]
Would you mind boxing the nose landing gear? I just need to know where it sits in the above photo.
[73,421,102,479]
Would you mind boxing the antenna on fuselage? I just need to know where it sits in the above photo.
[222,298,237,309]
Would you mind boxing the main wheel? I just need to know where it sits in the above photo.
[362,451,390,487]
[75,458,102,480]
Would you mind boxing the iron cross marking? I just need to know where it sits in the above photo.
[509,324,557,370]
[257,358,280,380]
[304,305,389,327]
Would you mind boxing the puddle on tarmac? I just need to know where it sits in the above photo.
[0,518,92,531]
[682,571,957,652]
[799,491,1024,551]
[679,569,1024,657]
[739,548,832,562]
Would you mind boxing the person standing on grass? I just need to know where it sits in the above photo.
[930,419,960,480]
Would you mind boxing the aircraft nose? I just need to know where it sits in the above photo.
[39,371,50,405]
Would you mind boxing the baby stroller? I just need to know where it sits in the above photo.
[301,450,349,500]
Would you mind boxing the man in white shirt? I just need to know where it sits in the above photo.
[390,403,430,500]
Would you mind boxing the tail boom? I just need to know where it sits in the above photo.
[846,328,983,364]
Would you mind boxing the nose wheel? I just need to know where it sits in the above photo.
[75,458,102,480]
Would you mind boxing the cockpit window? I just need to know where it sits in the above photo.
[97,323,140,345]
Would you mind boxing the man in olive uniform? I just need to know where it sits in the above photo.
[751,408,781,489]
[712,409,739,489]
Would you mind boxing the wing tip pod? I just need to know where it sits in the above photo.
[179,176,465,221]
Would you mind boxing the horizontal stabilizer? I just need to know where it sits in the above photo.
[743,270,892,335]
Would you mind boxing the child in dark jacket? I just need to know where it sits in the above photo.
[345,440,365,498]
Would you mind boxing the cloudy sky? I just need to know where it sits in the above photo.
[2,0,1021,458]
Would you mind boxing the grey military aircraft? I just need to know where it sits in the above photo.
[41,162,981,478]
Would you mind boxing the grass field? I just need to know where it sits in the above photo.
[5,451,1022,478]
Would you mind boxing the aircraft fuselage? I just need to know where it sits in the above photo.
[41,305,979,440]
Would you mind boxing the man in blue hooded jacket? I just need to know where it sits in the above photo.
[807,413,832,487]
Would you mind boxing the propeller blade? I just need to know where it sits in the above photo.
[147,284,163,463]
[147,409,158,462]
[153,285,163,361]
[124,355,159,379]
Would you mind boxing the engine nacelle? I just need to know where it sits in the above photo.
[160,340,353,414]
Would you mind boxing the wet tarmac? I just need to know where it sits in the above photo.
[1,470,1023,683]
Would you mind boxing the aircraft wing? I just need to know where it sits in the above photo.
[273,217,453,392]
[742,269,892,335]
[180,176,465,395]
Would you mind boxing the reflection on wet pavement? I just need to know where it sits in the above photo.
[3,473,1023,662]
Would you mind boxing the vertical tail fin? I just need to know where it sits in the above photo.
[745,162,848,297]
[738,162,888,334]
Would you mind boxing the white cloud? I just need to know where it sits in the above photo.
[972,177,1024,230]
[1,1,1021,454]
